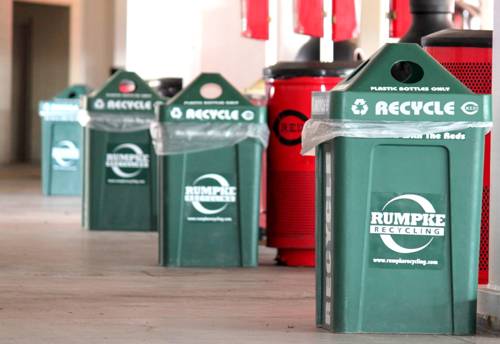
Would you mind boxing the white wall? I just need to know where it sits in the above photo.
[199,0,266,89]
[124,0,316,90]
[125,0,203,85]
[125,0,267,90]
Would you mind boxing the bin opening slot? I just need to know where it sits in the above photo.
[391,61,424,84]
[200,83,223,99]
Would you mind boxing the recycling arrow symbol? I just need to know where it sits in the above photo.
[351,98,368,116]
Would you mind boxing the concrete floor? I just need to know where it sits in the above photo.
[0,166,498,344]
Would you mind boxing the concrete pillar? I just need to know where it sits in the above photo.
[68,0,83,84]
[488,0,500,291]
[113,0,127,68]
[477,0,500,332]
[0,1,13,164]
[480,0,493,30]
[264,0,309,66]
[68,0,116,87]
[276,0,308,61]
[79,0,114,88]
[358,0,389,57]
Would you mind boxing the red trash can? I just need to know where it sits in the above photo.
[263,62,359,266]
[423,29,492,284]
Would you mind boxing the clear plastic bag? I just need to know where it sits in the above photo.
[78,111,153,132]
[150,122,270,155]
[39,102,80,122]
[301,119,493,155]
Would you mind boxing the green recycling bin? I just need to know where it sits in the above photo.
[150,73,269,267]
[39,85,90,196]
[81,71,164,231]
[302,44,492,334]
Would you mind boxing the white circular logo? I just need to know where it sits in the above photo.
[241,110,255,121]
[378,194,438,254]
[52,140,80,168]
[94,98,105,110]
[184,174,237,215]
[170,107,183,119]
[105,143,149,179]
[351,98,368,116]
[461,101,479,116]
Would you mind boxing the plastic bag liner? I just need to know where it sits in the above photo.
[150,122,270,155]
[40,110,79,122]
[39,103,80,122]
[78,111,153,132]
[301,119,493,156]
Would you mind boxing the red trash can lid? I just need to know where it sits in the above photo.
[263,61,361,79]
[422,29,492,48]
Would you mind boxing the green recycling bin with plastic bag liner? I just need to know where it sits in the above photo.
[150,73,269,267]
[81,70,164,231]
[39,84,90,196]
[301,43,492,335]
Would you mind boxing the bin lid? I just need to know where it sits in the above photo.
[301,43,492,155]
[55,84,91,99]
[311,43,491,124]
[147,78,183,99]
[152,73,269,155]
[39,99,81,121]
[263,61,361,79]
[422,29,492,48]
[158,73,266,124]
[84,70,164,116]
[39,84,90,120]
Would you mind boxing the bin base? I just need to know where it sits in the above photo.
[276,249,314,267]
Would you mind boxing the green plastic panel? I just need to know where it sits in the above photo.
[83,129,157,231]
[55,84,90,99]
[41,120,82,196]
[159,140,262,267]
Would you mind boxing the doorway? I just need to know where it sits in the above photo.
[11,2,70,164]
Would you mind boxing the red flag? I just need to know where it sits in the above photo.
[390,0,412,38]
[332,0,359,41]
[293,0,324,38]
[241,0,269,40]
